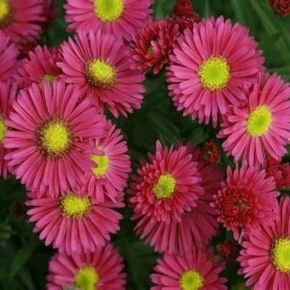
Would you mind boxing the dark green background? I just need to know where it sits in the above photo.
[1,0,290,289]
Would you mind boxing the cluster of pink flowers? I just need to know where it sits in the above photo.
[1,0,290,289]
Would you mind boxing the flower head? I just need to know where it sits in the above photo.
[269,0,290,16]
[239,197,290,289]
[202,140,221,165]
[212,163,279,240]
[4,80,106,197]
[27,190,122,254]
[218,240,239,262]
[151,248,227,290]
[167,16,264,126]
[58,31,145,117]
[219,74,290,166]
[65,0,153,40]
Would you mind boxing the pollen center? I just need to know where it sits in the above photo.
[39,120,72,158]
[94,0,124,22]
[60,194,91,218]
[43,74,56,82]
[198,56,230,91]
[179,270,203,290]
[272,237,290,273]
[0,0,10,23]
[90,153,109,176]
[153,174,176,199]
[246,106,272,137]
[85,59,116,89]
[74,266,99,290]
[0,117,7,142]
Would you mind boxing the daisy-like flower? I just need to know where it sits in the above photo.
[212,163,279,241]
[151,248,227,290]
[0,0,46,43]
[0,31,19,81]
[239,197,290,289]
[219,74,290,166]
[82,120,131,203]
[27,190,122,254]
[16,45,62,89]
[65,0,153,40]
[167,16,264,126]
[131,18,180,74]
[58,31,145,117]
[47,244,126,290]
[4,81,106,197]
[0,81,16,178]
[130,142,221,254]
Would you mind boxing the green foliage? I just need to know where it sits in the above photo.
[1,0,290,289]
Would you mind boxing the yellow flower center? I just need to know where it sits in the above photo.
[94,0,124,22]
[272,237,290,273]
[179,270,204,290]
[153,174,176,199]
[74,266,99,290]
[246,106,272,137]
[90,153,109,176]
[0,117,7,142]
[0,0,10,23]
[85,59,116,89]
[61,194,91,218]
[198,56,230,91]
[39,120,72,158]
[43,74,56,82]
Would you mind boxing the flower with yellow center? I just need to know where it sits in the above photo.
[85,59,116,89]
[198,56,230,91]
[74,265,99,290]
[0,117,7,143]
[43,74,57,82]
[93,0,124,22]
[153,174,176,199]
[179,270,204,290]
[38,119,72,158]
[90,153,109,176]
[272,237,290,273]
[0,0,10,25]
[60,194,91,218]
[246,106,272,137]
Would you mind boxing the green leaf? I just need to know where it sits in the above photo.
[188,126,209,145]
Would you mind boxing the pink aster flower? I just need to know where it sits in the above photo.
[26,190,122,254]
[4,80,106,197]
[0,0,46,43]
[0,81,16,178]
[131,18,180,74]
[212,163,279,241]
[167,16,264,126]
[239,197,290,289]
[219,74,290,166]
[81,119,131,203]
[65,0,153,40]
[15,45,62,89]
[47,244,126,290]
[151,248,227,290]
[58,31,145,117]
[0,31,19,81]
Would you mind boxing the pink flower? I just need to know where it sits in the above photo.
[219,74,290,166]
[0,0,46,43]
[81,119,131,203]
[0,81,16,178]
[131,18,180,74]
[151,248,227,290]
[15,45,62,89]
[65,0,153,40]
[212,163,279,241]
[0,31,19,81]
[58,31,145,117]
[4,80,106,197]
[26,190,122,254]
[239,197,290,289]
[47,244,126,290]
[167,16,264,126]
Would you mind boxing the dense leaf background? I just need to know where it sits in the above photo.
[1,0,290,289]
